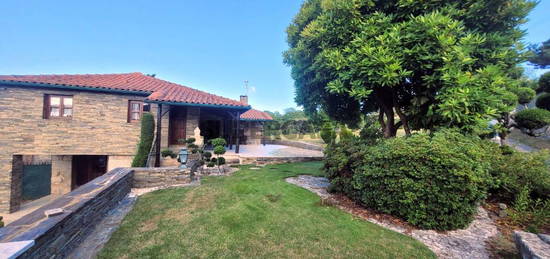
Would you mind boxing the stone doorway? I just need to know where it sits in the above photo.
[72,155,108,188]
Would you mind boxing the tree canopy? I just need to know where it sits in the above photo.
[284,0,536,137]
[530,39,550,69]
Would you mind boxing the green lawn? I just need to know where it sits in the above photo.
[99,162,435,258]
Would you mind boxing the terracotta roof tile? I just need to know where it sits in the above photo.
[0,72,248,108]
[241,109,273,121]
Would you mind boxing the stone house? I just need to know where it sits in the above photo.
[0,72,272,213]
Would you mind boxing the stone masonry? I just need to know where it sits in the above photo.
[0,86,155,213]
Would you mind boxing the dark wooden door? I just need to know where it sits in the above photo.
[72,155,108,188]
[169,107,187,145]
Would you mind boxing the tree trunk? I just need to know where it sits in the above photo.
[376,89,399,138]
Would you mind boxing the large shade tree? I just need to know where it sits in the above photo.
[284,0,536,137]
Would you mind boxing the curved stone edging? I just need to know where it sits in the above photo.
[286,175,499,259]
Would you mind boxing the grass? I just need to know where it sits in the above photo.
[99,162,435,259]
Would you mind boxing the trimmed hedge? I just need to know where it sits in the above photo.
[514,108,550,130]
[325,130,493,230]
[131,113,155,167]
[535,93,550,111]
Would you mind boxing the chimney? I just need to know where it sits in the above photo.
[240,95,248,105]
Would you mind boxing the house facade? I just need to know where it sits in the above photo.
[0,73,272,213]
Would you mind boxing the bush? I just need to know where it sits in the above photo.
[535,93,550,111]
[489,150,550,202]
[325,130,494,230]
[338,126,354,141]
[510,87,536,105]
[539,71,550,93]
[131,113,155,167]
[320,122,336,144]
[514,108,550,130]
[161,149,176,159]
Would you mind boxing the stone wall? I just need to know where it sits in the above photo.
[0,168,134,258]
[0,85,153,212]
[132,167,191,188]
[240,156,323,165]
[243,121,264,145]
[264,139,324,151]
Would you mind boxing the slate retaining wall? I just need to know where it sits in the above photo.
[0,166,202,258]
[0,168,134,258]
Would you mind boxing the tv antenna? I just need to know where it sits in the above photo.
[244,80,255,95]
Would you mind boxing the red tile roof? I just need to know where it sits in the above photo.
[0,72,248,108]
[241,109,273,121]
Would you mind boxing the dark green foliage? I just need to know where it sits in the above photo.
[213,146,226,155]
[510,87,536,104]
[338,126,354,142]
[514,108,550,130]
[489,150,550,202]
[325,130,494,230]
[210,138,227,147]
[535,93,550,111]
[285,0,535,137]
[320,122,336,144]
[359,114,383,145]
[131,113,155,167]
[530,39,550,69]
[539,72,550,93]
[161,149,177,159]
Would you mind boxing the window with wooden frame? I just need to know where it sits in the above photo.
[43,95,73,119]
[128,100,144,122]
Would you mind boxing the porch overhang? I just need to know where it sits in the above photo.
[145,100,251,113]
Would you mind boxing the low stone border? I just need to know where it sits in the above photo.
[264,139,324,151]
[514,231,550,259]
[286,175,499,259]
[240,156,323,165]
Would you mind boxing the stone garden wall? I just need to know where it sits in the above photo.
[264,139,324,151]
[240,156,323,165]
[0,166,196,258]
[132,167,191,188]
[0,168,133,258]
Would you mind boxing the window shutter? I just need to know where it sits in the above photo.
[43,95,50,119]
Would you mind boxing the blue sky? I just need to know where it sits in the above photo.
[0,1,548,112]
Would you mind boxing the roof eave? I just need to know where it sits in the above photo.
[240,119,272,122]
[145,100,251,111]
[0,80,151,96]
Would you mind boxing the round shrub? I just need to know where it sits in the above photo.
[511,87,536,105]
[536,93,550,111]
[325,130,494,230]
[539,71,550,93]
[514,108,550,130]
